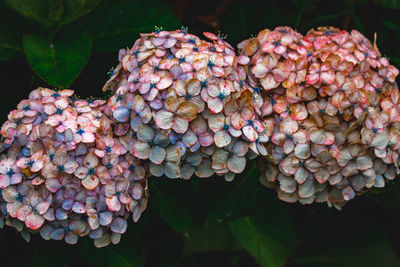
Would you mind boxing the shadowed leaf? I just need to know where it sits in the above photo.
[374,0,400,9]
[68,0,180,51]
[27,246,69,267]
[183,222,241,256]
[23,32,91,88]
[5,0,101,27]
[150,179,193,233]
[79,237,140,267]
[0,23,21,61]
[229,213,295,267]
[290,217,400,266]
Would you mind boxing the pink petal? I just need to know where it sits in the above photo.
[131,184,143,200]
[208,114,225,132]
[31,160,44,173]
[309,129,326,145]
[371,133,389,149]
[199,131,214,147]
[314,169,329,183]
[82,175,99,190]
[295,167,308,184]
[0,175,10,188]
[82,132,95,143]
[320,70,335,84]
[84,152,99,168]
[157,75,173,90]
[260,74,279,90]
[155,110,174,129]
[294,144,310,159]
[149,146,166,164]
[281,118,298,134]
[356,156,373,170]
[233,141,249,156]
[173,117,189,134]
[35,201,50,215]
[214,131,231,147]
[10,173,22,185]
[306,73,320,85]
[25,212,44,230]
[242,126,258,142]
[17,205,31,221]
[207,98,223,113]
[231,112,244,130]
[280,157,297,176]
[227,156,246,173]
[16,158,29,169]
[45,178,61,193]
[64,160,78,174]
[278,174,297,193]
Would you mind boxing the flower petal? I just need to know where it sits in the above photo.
[111,218,127,234]
[227,155,246,173]
[155,110,174,129]
[149,146,166,164]
[25,213,44,230]
[113,106,130,122]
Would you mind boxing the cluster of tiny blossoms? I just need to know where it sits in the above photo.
[0,88,148,247]
[0,26,399,246]
[238,26,400,208]
[103,29,263,182]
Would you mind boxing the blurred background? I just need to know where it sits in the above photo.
[1,0,400,266]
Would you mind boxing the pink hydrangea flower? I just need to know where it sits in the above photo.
[0,158,23,188]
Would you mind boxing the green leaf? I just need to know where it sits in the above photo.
[5,0,63,27]
[0,5,32,61]
[204,162,289,224]
[183,222,241,256]
[79,238,139,267]
[372,185,400,222]
[5,0,101,27]
[27,247,69,267]
[374,0,400,9]
[229,213,296,267]
[215,163,295,266]
[352,15,366,34]
[303,11,349,29]
[221,1,288,44]
[23,32,91,88]
[382,19,400,31]
[292,0,314,28]
[68,0,180,51]
[150,179,193,233]
[204,163,259,223]
[290,218,400,266]
[291,0,314,9]
[391,57,400,66]
[60,0,102,25]
[0,22,22,61]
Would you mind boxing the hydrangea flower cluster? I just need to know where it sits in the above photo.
[0,26,399,246]
[238,26,399,209]
[0,88,148,247]
[103,29,263,182]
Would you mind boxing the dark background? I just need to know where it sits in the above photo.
[1,0,400,266]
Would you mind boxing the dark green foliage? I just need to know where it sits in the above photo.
[229,215,295,266]
[23,32,92,88]
[72,0,181,51]
[150,178,194,233]
[79,238,138,267]
[1,0,400,266]
[374,0,400,9]
[5,0,101,28]
[1,0,180,88]
[290,215,400,266]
